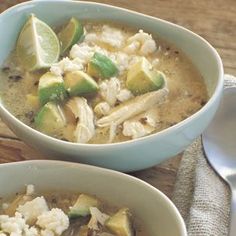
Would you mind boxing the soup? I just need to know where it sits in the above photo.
[0,185,146,236]
[0,15,208,144]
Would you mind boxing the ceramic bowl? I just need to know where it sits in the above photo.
[0,160,187,236]
[0,0,224,171]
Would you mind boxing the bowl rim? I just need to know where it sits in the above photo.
[0,159,188,235]
[0,0,224,148]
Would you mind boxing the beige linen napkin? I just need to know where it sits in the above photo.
[172,74,236,236]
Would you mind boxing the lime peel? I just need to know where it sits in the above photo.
[58,17,84,55]
[16,14,60,71]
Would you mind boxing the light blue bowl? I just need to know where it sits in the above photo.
[0,160,187,236]
[0,0,224,172]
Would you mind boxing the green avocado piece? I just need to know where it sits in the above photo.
[57,17,84,55]
[64,71,98,97]
[87,52,118,79]
[34,102,66,136]
[126,57,165,95]
[68,194,99,218]
[38,72,67,105]
[105,208,134,236]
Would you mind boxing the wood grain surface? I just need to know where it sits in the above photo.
[0,0,235,199]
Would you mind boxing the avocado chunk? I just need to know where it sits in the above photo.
[38,72,67,105]
[26,94,39,110]
[126,57,165,95]
[68,194,99,218]
[64,71,98,96]
[105,208,134,236]
[87,52,118,79]
[34,102,66,136]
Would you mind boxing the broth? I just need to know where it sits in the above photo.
[0,187,147,236]
[0,20,208,144]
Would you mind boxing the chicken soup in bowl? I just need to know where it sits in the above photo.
[0,160,187,236]
[0,185,147,236]
[0,1,223,171]
[0,16,207,144]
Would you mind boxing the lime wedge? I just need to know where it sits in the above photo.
[58,17,84,55]
[16,14,60,71]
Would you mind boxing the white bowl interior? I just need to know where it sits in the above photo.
[0,161,187,236]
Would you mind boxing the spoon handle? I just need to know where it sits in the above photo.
[229,189,236,236]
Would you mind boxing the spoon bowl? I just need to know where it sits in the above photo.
[202,87,236,236]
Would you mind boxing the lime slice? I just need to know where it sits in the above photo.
[16,14,60,71]
[58,17,84,55]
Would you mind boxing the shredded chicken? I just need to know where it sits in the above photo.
[97,88,168,127]
[94,102,111,117]
[66,98,95,143]
[97,87,169,142]
[122,108,160,139]
[89,207,109,227]
[123,121,152,139]
[116,89,134,102]
[87,207,110,232]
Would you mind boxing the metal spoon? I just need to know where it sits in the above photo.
[202,87,236,236]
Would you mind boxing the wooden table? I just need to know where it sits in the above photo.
[0,0,235,199]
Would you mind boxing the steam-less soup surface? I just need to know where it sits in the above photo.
[0,185,146,236]
[0,16,208,144]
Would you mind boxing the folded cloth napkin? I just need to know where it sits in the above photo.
[172,74,236,236]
